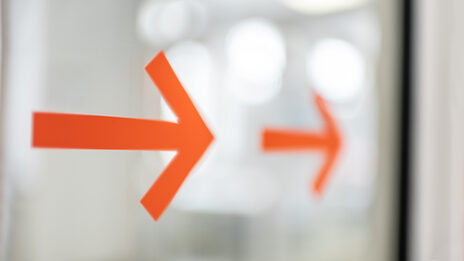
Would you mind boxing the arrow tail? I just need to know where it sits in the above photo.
[32,112,180,150]
[262,129,327,151]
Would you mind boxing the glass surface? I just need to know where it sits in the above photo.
[0,0,400,260]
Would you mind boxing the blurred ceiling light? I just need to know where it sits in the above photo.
[137,0,208,45]
[306,38,365,102]
[159,41,213,163]
[226,18,286,104]
[280,0,368,14]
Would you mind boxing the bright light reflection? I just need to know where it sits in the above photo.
[280,0,368,14]
[137,0,207,45]
[306,38,365,102]
[226,18,286,104]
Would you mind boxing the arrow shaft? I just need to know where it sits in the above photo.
[262,129,327,151]
[33,112,180,150]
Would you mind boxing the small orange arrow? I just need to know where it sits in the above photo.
[262,93,342,195]
[32,51,214,221]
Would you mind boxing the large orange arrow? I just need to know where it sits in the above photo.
[262,93,342,195]
[32,51,214,221]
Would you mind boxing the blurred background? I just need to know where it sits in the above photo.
[0,0,462,261]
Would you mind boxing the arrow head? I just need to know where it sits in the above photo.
[141,51,214,221]
[312,93,342,195]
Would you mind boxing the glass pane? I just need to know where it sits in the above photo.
[0,0,400,260]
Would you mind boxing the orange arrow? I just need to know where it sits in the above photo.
[262,93,342,195]
[32,51,214,221]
